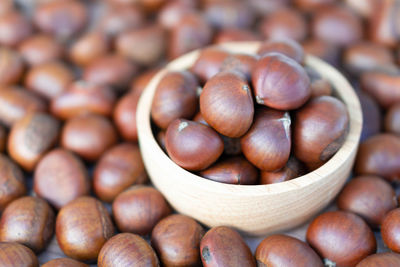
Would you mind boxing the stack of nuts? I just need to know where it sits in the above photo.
[152,40,349,185]
[0,0,399,266]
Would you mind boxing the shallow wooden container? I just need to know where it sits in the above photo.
[137,42,362,235]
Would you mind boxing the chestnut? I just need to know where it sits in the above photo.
[50,80,116,120]
[220,53,257,81]
[260,156,306,184]
[0,125,6,152]
[113,92,140,142]
[294,95,349,165]
[8,112,60,171]
[255,234,323,267]
[355,134,400,182]
[294,0,336,11]
[248,0,290,16]
[56,196,114,261]
[152,214,204,267]
[200,71,254,137]
[0,0,13,16]
[61,114,118,161]
[369,0,399,47]
[344,0,376,18]
[0,11,32,47]
[214,28,261,44]
[241,108,291,171]
[151,71,199,129]
[0,154,26,212]
[200,226,256,267]
[252,53,311,110]
[0,196,55,252]
[98,233,159,267]
[165,119,224,171]
[99,5,145,37]
[381,208,400,253]
[130,68,160,96]
[258,39,304,63]
[191,47,230,82]
[357,90,382,141]
[337,175,397,227]
[306,211,376,266]
[385,103,400,135]
[34,148,90,209]
[157,1,196,30]
[0,242,38,267]
[302,38,341,67]
[200,156,258,185]
[94,143,147,202]
[69,32,109,66]
[0,47,24,87]
[310,78,332,98]
[42,258,88,267]
[19,34,64,66]
[112,186,172,235]
[357,252,400,267]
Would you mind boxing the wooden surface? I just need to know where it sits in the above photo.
[137,42,363,235]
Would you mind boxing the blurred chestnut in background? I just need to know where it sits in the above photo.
[369,0,399,48]
[130,68,159,96]
[113,92,140,142]
[214,28,261,44]
[0,47,24,87]
[0,0,13,16]
[0,11,32,47]
[157,0,196,30]
[356,90,382,142]
[385,103,400,135]
[0,242,38,267]
[191,47,230,82]
[302,38,341,67]
[69,32,109,66]
[294,0,337,11]
[260,156,306,184]
[344,0,376,18]
[220,53,257,81]
[258,38,304,63]
[357,252,400,267]
[99,5,145,37]
[19,35,64,66]
[381,208,400,253]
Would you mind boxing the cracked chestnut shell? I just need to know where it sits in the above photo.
[252,52,310,110]
[294,95,349,165]
[200,71,254,138]
[165,119,224,171]
[241,108,291,171]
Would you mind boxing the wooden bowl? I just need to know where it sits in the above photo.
[137,42,362,236]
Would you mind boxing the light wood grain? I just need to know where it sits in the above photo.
[137,42,363,236]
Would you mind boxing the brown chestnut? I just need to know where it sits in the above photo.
[294,95,349,165]
[130,68,159,96]
[19,34,64,66]
[0,0,13,16]
[220,53,257,81]
[42,258,88,267]
[381,208,400,253]
[0,196,54,252]
[0,47,24,87]
[369,0,399,47]
[152,214,205,267]
[0,242,38,267]
[302,38,341,67]
[357,252,400,267]
[214,28,261,44]
[306,211,376,266]
[294,0,336,11]
[385,103,400,135]
[200,71,254,137]
[113,92,140,142]
[337,175,397,227]
[252,53,311,110]
[357,90,382,141]
[191,47,230,82]
[200,226,256,267]
[34,148,90,209]
[310,78,332,98]
[0,11,32,47]
[241,108,291,171]
[94,143,147,202]
[260,156,306,184]
[258,38,304,63]
[98,233,159,267]
[255,234,323,267]
[157,1,196,30]
[69,32,109,66]
[56,196,114,261]
[99,5,145,37]
[165,119,224,171]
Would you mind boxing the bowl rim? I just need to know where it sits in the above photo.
[137,41,362,196]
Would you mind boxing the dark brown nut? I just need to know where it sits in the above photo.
[256,234,323,267]
[343,42,395,75]
[385,103,400,135]
[113,92,140,142]
[168,13,213,59]
[112,186,172,235]
[191,47,230,82]
[0,87,47,127]
[302,38,341,67]
[357,252,400,267]
[25,61,75,100]
[200,71,254,137]
[61,114,117,161]
[56,196,114,261]
[294,95,349,165]
[69,32,109,66]
[0,47,24,87]
[34,0,87,40]
[355,134,400,182]
[260,156,306,184]
[8,112,60,171]
[151,71,199,129]
[259,8,308,42]
[220,53,257,81]
[99,5,145,37]
[116,25,166,66]
[0,0,13,16]
[94,143,147,203]
[369,0,399,47]
[158,1,196,29]
[357,90,382,142]
[241,108,291,172]
[361,71,400,109]
[42,258,88,267]
[204,0,255,29]
[200,226,256,267]
[98,233,159,267]
[258,38,304,63]
[0,196,54,252]
[307,211,376,266]
[337,175,397,227]
[309,78,332,98]
[50,80,116,120]
[0,125,6,152]
[83,54,138,90]
[252,53,311,110]
[0,242,38,267]
[165,119,224,171]
[152,214,205,267]
[312,5,363,46]
[0,11,32,47]
[0,155,26,212]
[18,34,64,66]
[34,148,90,209]
[381,208,400,253]
[294,0,336,10]
[214,28,261,44]
[200,156,258,185]
[130,68,159,96]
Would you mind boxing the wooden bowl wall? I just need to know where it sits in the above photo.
[137,42,362,235]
